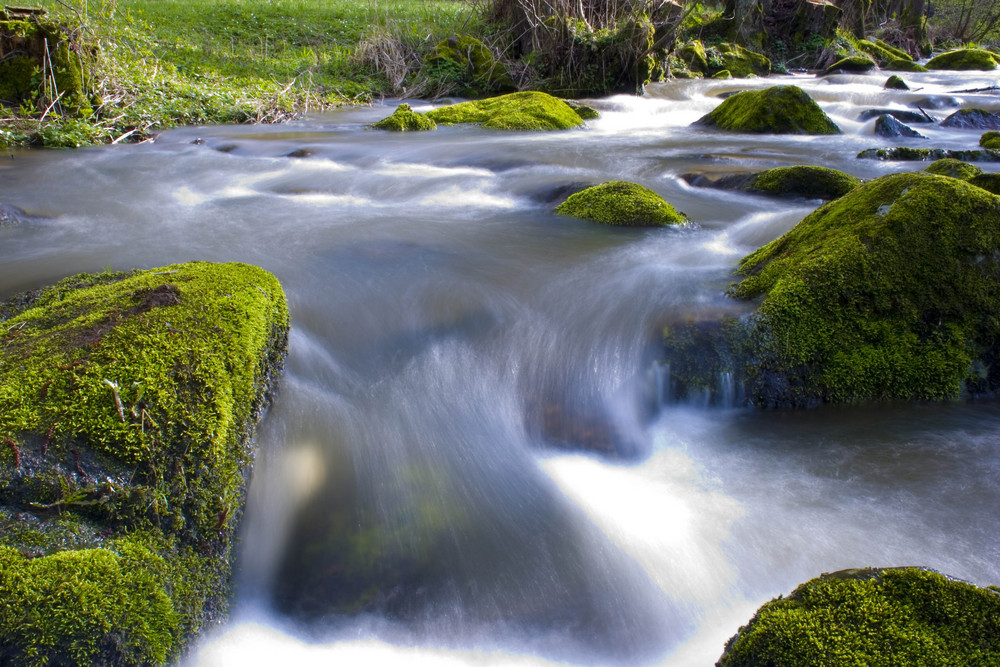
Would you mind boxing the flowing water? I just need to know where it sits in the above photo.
[3,70,1000,665]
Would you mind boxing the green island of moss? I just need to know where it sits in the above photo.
[821,55,877,75]
[981,131,1000,150]
[425,91,586,131]
[926,48,1000,71]
[729,172,1000,405]
[884,74,909,90]
[0,261,289,665]
[371,103,436,131]
[746,165,861,200]
[885,58,928,72]
[555,181,688,226]
[718,568,1000,666]
[924,158,983,180]
[693,85,841,135]
[858,147,1000,162]
[970,173,1000,196]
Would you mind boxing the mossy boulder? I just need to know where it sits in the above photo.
[718,568,1000,666]
[926,48,1000,71]
[675,39,709,73]
[712,70,733,79]
[424,34,512,95]
[872,38,913,62]
[0,262,289,664]
[370,103,436,132]
[729,172,1000,405]
[884,75,909,90]
[820,56,877,75]
[885,58,928,72]
[555,181,687,226]
[981,131,1000,150]
[856,39,899,66]
[943,108,1000,130]
[709,43,770,78]
[744,166,861,200]
[425,91,585,131]
[693,85,841,135]
[970,173,1000,196]
[925,158,983,180]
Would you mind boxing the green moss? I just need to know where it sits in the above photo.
[821,55,877,75]
[0,56,36,103]
[746,166,861,200]
[676,40,708,73]
[884,74,909,90]
[730,172,1000,404]
[926,48,999,71]
[981,131,1000,150]
[970,173,1000,196]
[709,42,770,78]
[424,34,512,96]
[885,58,928,72]
[856,39,898,65]
[564,100,599,120]
[925,158,983,180]
[873,38,913,61]
[555,181,688,226]
[0,261,289,664]
[694,85,841,135]
[425,91,585,131]
[719,568,1000,666]
[712,69,733,79]
[858,147,1000,162]
[370,103,436,131]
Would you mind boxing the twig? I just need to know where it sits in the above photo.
[103,379,125,422]
[111,128,138,144]
[4,437,20,467]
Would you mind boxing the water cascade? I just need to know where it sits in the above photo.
[2,71,1000,666]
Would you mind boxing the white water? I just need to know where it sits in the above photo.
[2,70,1000,666]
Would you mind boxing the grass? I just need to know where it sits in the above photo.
[3,0,481,146]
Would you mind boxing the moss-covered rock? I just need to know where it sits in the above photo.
[856,39,899,66]
[925,158,983,180]
[718,568,1000,666]
[884,74,909,90]
[555,181,687,226]
[884,58,928,72]
[981,131,1000,150]
[926,48,1000,71]
[675,39,708,73]
[858,146,1000,162]
[873,38,913,61]
[0,262,289,664]
[424,34,512,95]
[370,103,436,132]
[710,43,770,78]
[693,85,841,135]
[712,69,733,79]
[0,15,92,112]
[943,108,1000,130]
[425,91,585,131]
[564,100,600,120]
[744,166,861,200]
[970,173,1000,196]
[820,55,877,75]
[729,172,1000,405]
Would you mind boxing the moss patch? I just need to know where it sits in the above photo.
[884,75,909,90]
[970,173,1000,196]
[926,48,999,71]
[711,43,770,78]
[718,568,1000,666]
[885,58,928,72]
[821,56,877,75]
[555,181,687,226]
[694,85,841,135]
[858,147,1000,162]
[981,131,1000,150]
[424,34,512,96]
[730,172,1000,405]
[746,166,861,200]
[925,158,983,180]
[371,103,436,132]
[0,262,289,664]
[425,91,585,131]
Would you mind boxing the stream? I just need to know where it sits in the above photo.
[2,70,1000,665]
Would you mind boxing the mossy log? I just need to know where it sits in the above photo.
[0,262,289,665]
[718,568,1000,666]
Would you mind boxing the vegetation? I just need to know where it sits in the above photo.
[555,181,688,226]
[371,103,436,131]
[425,91,587,130]
[718,568,1000,667]
[745,166,861,200]
[924,158,983,180]
[926,47,1000,69]
[693,86,842,135]
[0,262,289,664]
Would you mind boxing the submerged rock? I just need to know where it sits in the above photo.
[371,103,437,132]
[943,108,1000,130]
[425,91,586,131]
[717,568,1000,666]
[857,108,934,124]
[555,181,687,226]
[693,85,841,135]
[857,146,1000,161]
[926,48,1000,71]
[685,166,860,201]
[0,262,289,664]
[924,157,983,180]
[874,113,925,138]
[0,203,27,226]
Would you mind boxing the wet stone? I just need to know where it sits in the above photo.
[875,114,926,139]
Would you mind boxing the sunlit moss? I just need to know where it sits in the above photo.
[425,91,585,130]
[981,131,1000,150]
[926,48,999,71]
[924,158,983,180]
[694,85,841,135]
[719,568,1000,666]
[746,166,860,200]
[821,55,876,75]
[555,181,687,226]
[371,103,436,131]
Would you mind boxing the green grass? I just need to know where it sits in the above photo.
[4,0,480,146]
